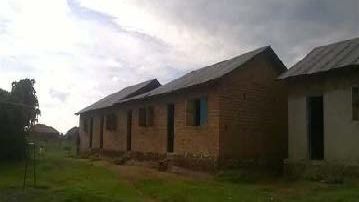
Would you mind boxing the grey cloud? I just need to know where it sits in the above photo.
[49,89,69,102]
[2,0,358,132]
[133,0,359,66]
[67,0,170,51]
[67,0,116,24]
[0,56,35,72]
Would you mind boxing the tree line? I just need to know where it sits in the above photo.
[0,79,40,161]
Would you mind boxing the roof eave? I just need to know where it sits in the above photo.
[279,64,359,80]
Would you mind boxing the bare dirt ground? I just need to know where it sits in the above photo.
[93,159,213,183]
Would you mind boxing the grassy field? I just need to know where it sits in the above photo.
[1,142,359,202]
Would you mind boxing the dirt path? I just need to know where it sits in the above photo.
[95,160,213,183]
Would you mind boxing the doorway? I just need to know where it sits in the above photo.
[89,117,94,148]
[127,110,132,151]
[100,115,104,149]
[307,96,324,160]
[167,104,175,153]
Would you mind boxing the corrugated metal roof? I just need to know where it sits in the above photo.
[279,37,359,79]
[76,79,160,114]
[120,46,276,102]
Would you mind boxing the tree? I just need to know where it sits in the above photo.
[0,79,40,161]
[11,79,41,129]
[0,89,10,99]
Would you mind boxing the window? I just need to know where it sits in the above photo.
[353,87,359,121]
[138,106,155,127]
[106,114,117,131]
[83,118,89,133]
[139,108,146,127]
[186,97,208,126]
[147,106,154,126]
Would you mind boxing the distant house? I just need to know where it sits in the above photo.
[64,126,80,154]
[77,46,288,170]
[30,124,60,139]
[279,38,359,171]
[64,126,79,141]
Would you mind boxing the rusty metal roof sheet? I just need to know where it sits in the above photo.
[279,37,359,79]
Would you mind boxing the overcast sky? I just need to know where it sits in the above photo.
[0,0,358,133]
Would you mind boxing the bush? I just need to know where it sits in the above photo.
[0,101,27,161]
[0,131,26,161]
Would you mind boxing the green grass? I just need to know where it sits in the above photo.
[0,144,141,202]
[133,174,359,202]
[1,141,359,201]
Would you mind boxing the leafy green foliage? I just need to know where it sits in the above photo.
[10,79,41,128]
[0,79,40,161]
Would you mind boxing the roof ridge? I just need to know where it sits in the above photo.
[302,38,359,66]
[76,79,160,114]
[325,41,359,70]
[119,46,272,101]
[182,46,270,75]
[151,46,270,87]
[315,37,359,49]
[308,41,349,73]
[279,37,359,79]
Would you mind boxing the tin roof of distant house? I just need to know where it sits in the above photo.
[31,124,59,134]
[279,37,359,79]
[76,79,160,114]
[120,46,285,102]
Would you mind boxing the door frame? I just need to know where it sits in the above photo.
[167,104,175,153]
[127,110,132,151]
[100,115,104,149]
[89,117,94,148]
[307,95,324,160]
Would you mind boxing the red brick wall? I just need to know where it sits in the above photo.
[78,111,105,152]
[79,86,221,169]
[102,107,127,153]
[218,53,288,165]
[173,88,220,157]
[128,86,220,158]
[91,114,101,149]
[79,115,89,153]
[79,112,102,152]
[130,101,167,154]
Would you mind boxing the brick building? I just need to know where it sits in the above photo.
[77,46,288,170]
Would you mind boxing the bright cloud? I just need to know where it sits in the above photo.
[0,0,358,133]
